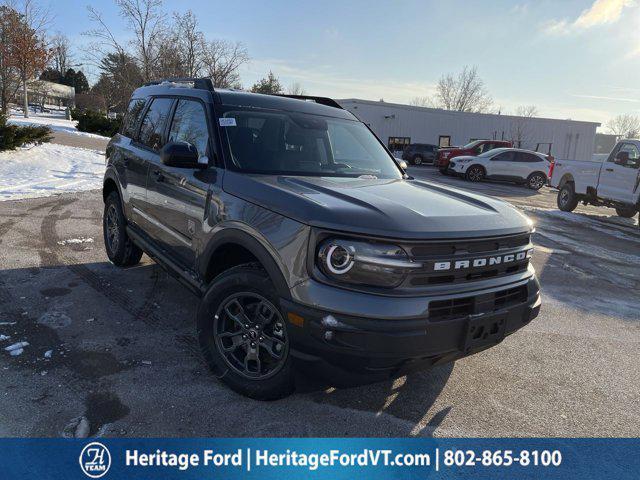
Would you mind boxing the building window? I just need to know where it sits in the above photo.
[388,137,410,153]
[438,135,451,148]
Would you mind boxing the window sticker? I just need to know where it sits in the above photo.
[219,117,237,127]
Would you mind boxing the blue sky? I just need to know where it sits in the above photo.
[48,0,640,126]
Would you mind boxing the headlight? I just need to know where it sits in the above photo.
[317,238,417,288]
[456,158,472,163]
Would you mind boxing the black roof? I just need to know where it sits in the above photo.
[132,79,355,120]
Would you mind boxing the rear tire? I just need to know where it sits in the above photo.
[465,165,485,182]
[615,206,637,218]
[197,264,294,400]
[557,183,578,212]
[412,155,423,165]
[527,172,547,190]
[103,191,143,267]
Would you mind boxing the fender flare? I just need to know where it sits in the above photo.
[199,226,291,299]
[557,173,574,189]
[102,167,123,202]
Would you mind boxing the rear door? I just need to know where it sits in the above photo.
[128,96,175,236]
[145,97,217,269]
[487,150,516,177]
[114,98,148,223]
[598,142,640,202]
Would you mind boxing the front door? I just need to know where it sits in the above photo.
[146,98,216,269]
[599,143,640,203]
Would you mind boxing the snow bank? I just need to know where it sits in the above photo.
[0,143,105,201]
[7,110,110,139]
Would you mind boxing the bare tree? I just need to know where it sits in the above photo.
[606,114,640,139]
[433,65,493,113]
[286,82,306,95]
[50,33,72,74]
[409,96,434,107]
[510,105,539,148]
[174,10,204,77]
[201,40,248,88]
[116,0,165,82]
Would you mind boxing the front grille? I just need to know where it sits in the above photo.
[429,285,528,322]
[402,233,532,287]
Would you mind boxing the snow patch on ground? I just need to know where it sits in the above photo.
[5,341,28,356]
[7,110,110,139]
[57,237,94,246]
[0,143,105,201]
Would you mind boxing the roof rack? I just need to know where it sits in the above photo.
[142,77,214,91]
[274,94,343,110]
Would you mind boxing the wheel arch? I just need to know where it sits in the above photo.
[529,170,548,179]
[200,228,291,300]
[557,173,574,189]
[102,168,124,203]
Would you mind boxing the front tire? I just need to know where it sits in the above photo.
[103,191,143,267]
[465,165,485,182]
[197,264,294,400]
[412,155,423,165]
[557,183,578,212]
[615,206,637,218]
[527,172,547,190]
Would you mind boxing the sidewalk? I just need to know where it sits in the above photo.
[50,130,109,151]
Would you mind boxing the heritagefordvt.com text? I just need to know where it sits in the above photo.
[126,449,432,472]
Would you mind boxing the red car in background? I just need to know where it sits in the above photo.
[436,139,513,174]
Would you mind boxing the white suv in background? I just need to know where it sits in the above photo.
[448,148,551,190]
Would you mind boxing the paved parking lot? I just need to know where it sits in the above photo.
[0,167,638,437]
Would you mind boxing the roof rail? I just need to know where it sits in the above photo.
[143,78,214,91]
[274,94,343,110]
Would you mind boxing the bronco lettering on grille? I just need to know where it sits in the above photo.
[432,249,533,272]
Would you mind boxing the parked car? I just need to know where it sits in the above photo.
[549,140,639,224]
[401,143,438,165]
[436,139,513,174]
[448,148,551,190]
[102,78,540,399]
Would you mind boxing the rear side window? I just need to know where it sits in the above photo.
[168,99,210,159]
[492,151,515,162]
[120,98,147,138]
[138,97,174,150]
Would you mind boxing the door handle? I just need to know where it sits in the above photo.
[605,168,614,172]
[152,169,165,182]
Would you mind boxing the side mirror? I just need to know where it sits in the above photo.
[614,151,629,165]
[160,141,204,168]
[395,158,408,170]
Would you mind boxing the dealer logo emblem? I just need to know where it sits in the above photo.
[79,442,111,478]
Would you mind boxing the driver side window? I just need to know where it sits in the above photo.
[619,144,639,160]
[168,99,210,160]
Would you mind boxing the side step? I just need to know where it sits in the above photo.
[126,226,206,298]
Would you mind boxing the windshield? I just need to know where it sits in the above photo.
[218,108,402,178]
[461,140,482,149]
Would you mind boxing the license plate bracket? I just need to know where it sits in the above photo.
[462,313,507,353]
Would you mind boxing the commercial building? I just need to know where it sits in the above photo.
[338,99,600,160]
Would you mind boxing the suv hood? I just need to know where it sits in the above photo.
[223,173,532,239]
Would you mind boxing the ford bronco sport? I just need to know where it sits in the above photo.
[102,78,541,399]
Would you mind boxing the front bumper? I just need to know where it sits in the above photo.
[281,275,540,385]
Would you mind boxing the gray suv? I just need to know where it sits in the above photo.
[103,78,541,399]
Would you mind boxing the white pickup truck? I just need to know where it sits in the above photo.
[549,140,640,226]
